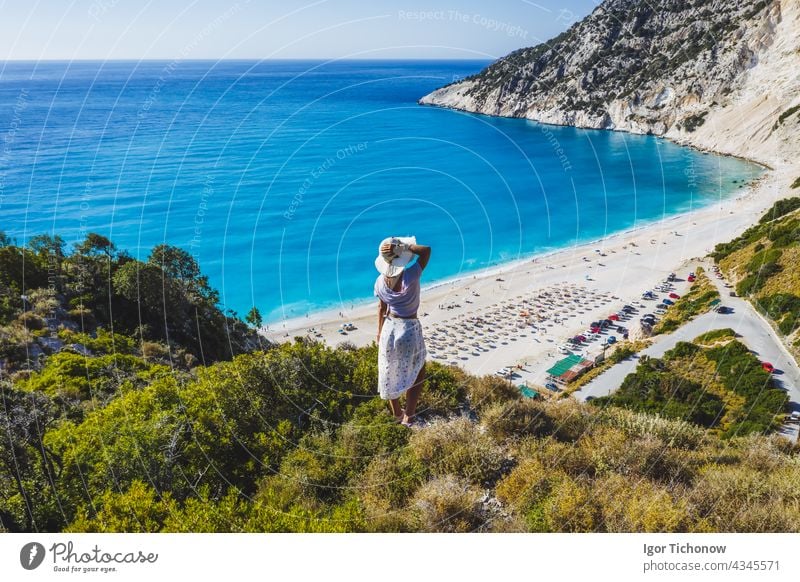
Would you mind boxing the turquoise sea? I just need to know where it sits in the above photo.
[0,60,761,322]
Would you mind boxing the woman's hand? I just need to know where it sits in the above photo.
[381,238,412,258]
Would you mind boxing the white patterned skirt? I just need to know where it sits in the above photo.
[378,316,427,400]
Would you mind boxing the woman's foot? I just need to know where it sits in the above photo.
[401,414,420,428]
[393,409,406,423]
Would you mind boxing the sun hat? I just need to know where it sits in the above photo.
[374,236,416,278]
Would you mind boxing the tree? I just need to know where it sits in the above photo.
[27,234,65,260]
[0,246,47,292]
[0,383,64,531]
[148,245,217,305]
[113,260,169,313]
[245,307,263,329]
[75,233,116,257]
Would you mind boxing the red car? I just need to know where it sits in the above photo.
[669,293,680,299]
[608,314,620,321]
[590,326,601,334]
[687,275,696,282]
[761,362,775,373]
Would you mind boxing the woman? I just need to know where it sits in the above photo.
[374,236,431,427]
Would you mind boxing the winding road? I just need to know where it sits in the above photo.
[573,262,800,441]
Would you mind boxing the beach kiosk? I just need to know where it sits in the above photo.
[546,354,594,385]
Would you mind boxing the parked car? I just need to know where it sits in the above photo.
[669,293,680,299]
[687,275,696,282]
[545,382,559,392]
[729,291,737,297]
[608,314,620,321]
[761,362,775,373]
[606,336,617,345]
[790,411,800,423]
[662,299,674,306]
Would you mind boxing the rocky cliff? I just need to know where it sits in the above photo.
[420,0,800,167]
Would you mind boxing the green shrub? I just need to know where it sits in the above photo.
[755,294,800,336]
[745,248,782,272]
[775,105,800,126]
[421,362,467,417]
[758,196,800,223]
[736,274,759,296]
[596,353,725,428]
[694,328,737,344]
[15,311,45,330]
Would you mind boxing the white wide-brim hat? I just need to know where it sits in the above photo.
[374,236,415,278]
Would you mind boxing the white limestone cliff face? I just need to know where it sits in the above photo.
[420,0,800,168]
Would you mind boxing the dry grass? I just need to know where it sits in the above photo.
[410,475,486,532]
[408,416,506,485]
[758,245,800,298]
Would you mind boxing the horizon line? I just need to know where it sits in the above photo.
[0,56,497,63]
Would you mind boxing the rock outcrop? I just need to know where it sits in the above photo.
[420,0,800,167]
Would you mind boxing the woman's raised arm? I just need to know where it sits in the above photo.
[409,243,431,271]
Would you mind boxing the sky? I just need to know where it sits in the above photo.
[0,0,600,60]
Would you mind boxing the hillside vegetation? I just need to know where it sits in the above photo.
[712,197,800,355]
[2,232,799,533]
[0,232,259,373]
[594,337,788,438]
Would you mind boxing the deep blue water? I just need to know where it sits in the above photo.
[0,60,760,322]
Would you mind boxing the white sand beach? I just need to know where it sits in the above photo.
[264,160,795,381]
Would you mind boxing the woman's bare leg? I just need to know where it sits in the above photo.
[388,398,404,420]
[403,364,425,422]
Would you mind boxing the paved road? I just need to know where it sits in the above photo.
[574,263,800,440]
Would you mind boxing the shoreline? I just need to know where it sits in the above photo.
[262,105,770,331]
[263,169,765,331]
[264,160,792,381]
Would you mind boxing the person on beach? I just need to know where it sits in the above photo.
[374,236,431,427]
